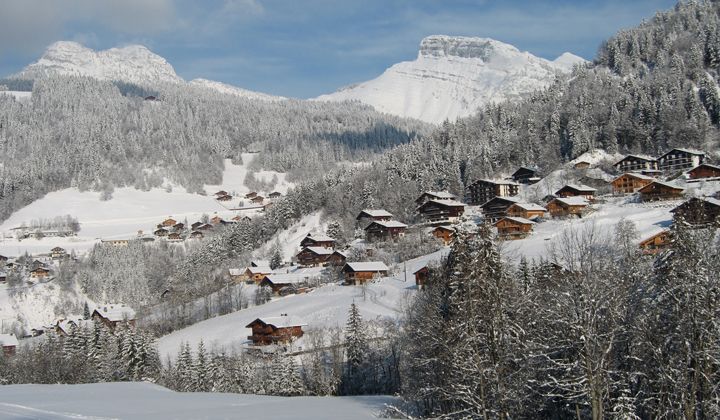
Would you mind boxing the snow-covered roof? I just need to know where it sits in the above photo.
[262,273,314,285]
[662,148,705,157]
[300,246,334,256]
[418,199,466,210]
[229,268,244,276]
[303,233,335,242]
[421,191,457,199]
[94,304,136,322]
[247,316,307,329]
[689,163,720,171]
[480,196,521,207]
[553,197,589,206]
[0,334,18,347]
[369,220,409,229]
[614,172,656,181]
[472,178,519,186]
[56,318,93,334]
[498,216,535,225]
[344,261,389,272]
[558,184,596,192]
[251,260,269,267]
[640,180,685,191]
[614,154,656,165]
[359,209,393,218]
[247,266,274,275]
[511,202,547,211]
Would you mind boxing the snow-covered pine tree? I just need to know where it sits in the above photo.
[342,302,369,395]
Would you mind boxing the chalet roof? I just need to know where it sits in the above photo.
[229,268,244,276]
[413,265,428,274]
[639,229,670,246]
[552,197,590,207]
[418,191,457,201]
[660,148,705,158]
[31,267,50,273]
[470,178,520,186]
[417,199,466,211]
[638,181,685,192]
[496,216,535,226]
[614,154,656,165]
[510,202,547,212]
[357,209,393,218]
[671,196,720,212]
[689,163,720,172]
[302,233,335,243]
[344,261,389,272]
[299,246,334,256]
[556,184,597,193]
[246,316,307,329]
[366,220,408,229]
[433,225,456,232]
[251,260,269,267]
[0,333,18,347]
[214,190,228,196]
[56,318,93,335]
[332,250,348,258]
[480,196,521,208]
[613,172,656,182]
[51,247,65,252]
[262,273,315,285]
[247,266,275,275]
[94,304,136,322]
[512,166,537,175]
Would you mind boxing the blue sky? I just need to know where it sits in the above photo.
[0,0,678,98]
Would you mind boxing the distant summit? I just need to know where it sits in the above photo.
[14,41,282,101]
[317,35,587,124]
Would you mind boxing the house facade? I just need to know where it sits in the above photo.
[657,148,705,172]
[639,230,671,255]
[416,200,466,223]
[495,217,535,240]
[465,179,519,205]
[415,191,457,206]
[300,233,336,249]
[546,197,589,218]
[295,247,333,266]
[511,167,539,184]
[356,209,393,222]
[687,164,720,179]
[506,202,547,220]
[246,316,306,345]
[638,181,684,202]
[613,155,657,173]
[342,262,389,285]
[91,304,136,329]
[671,197,720,226]
[555,184,596,200]
[480,196,520,222]
[364,220,408,241]
[431,226,455,245]
[611,173,655,194]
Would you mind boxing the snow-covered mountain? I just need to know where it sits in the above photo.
[15,41,282,101]
[317,35,587,124]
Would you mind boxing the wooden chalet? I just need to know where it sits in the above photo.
[0,334,18,357]
[431,225,455,245]
[216,194,232,201]
[613,154,657,173]
[414,266,429,289]
[244,266,277,283]
[251,196,265,204]
[191,221,203,230]
[210,215,225,225]
[161,218,177,227]
[364,220,408,241]
[480,196,520,222]
[637,181,684,202]
[197,223,214,231]
[92,304,136,329]
[229,268,245,283]
[356,209,393,222]
[495,217,535,240]
[190,230,204,239]
[416,199,465,223]
[30,267,51,279]
[327,250,348,266]
[296,246,333,266]
[246,316,306,346]
[300,233,336,249]
[168,232,182,241]
[657,148,705,172]
[342,262,389,285]
[574,161,591,170]
[154,228,169,237]
[50,247,66,259]
[173,222,185,231]
[102,239,130,246]
[232,215,252,222]
[415,191,457,206]
[545,197,589,218]
[0,255,8,263]
[269,191,282,199]
[465,179,519,205]
[611,173,655,194]
[511,166,540,184]
[671,197,720,226]
[506,202,547,220]
[245,192,258,199]
[259,273,311,294]
[555,184,596,200]
[214,190,228,197]
[639,230,671,255]
[687,163,720,180]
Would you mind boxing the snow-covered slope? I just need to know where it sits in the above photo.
[14,41,280,100]
[317,35,587,124]
[189,78,285,101]
[0,382,396,419]
[15,41,183,85]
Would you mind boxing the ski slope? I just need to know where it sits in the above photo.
[0,382,397,419]
[157,249,448,359]
[0,155,293,257]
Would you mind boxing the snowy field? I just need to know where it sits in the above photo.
[0,382,398,419]
[0,155,293,257]
[157,249,447,359]
[0,91,31,100]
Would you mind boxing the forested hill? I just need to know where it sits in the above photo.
[0,77,429,222]
[250,0,720,231]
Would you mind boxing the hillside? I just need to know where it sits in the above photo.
[317,35,586,124]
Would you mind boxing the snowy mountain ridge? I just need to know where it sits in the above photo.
[317,35,587,124]
[15,41,282,101]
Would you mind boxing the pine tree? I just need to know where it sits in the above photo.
[269,242,283,270]
[342,303,369,395]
